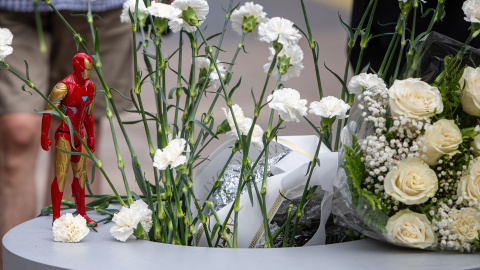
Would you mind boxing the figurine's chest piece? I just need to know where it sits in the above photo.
[62,83,94,115]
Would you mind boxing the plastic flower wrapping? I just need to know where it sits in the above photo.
[334,32,480,252]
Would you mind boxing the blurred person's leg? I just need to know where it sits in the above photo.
[0,11,52,269]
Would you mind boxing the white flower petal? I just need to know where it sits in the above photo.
[309,96,350,119]
[264,44,304,82]
[268,88,307,122]
[170,0,209,33]
[52,213,89,243]
[258,17,301,47]
[230,2,268,39]
[0,28,13,61]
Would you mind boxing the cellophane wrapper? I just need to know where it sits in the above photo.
[332,32,480,251]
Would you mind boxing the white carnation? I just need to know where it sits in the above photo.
[147,2,182,20]
[309,96,350,119]
[258,17,301,47]
[195,56,226,89]
[120,0,148,24]
[110,200,153,242]
[251,123,264,150]
[52,213,90,243]
[347,73,386,95]
[264,44,304,82]
[463,0,480,23]
[222,104,264,150]
[267,88,307,122]
[230,2,268,39]
[169,0,209,33]
[153,138,187,170]
[0,28,13,61]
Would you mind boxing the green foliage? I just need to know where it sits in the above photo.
[343,135,389,233]
[435,57,465,121]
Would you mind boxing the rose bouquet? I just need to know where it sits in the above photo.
[334,0,480,252]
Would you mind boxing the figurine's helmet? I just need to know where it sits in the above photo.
[72,53,92,79]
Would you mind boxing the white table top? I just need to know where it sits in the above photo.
[4,212,480,270]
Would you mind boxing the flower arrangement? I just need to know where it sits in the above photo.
[0,0,350,248]
[1,0,480,253]
[334,0,480,252]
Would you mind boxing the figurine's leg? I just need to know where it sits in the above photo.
[71,142,96,226]
[52,135,71,223]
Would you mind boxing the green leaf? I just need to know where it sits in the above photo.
[228,77,242,99]
[338,13,353,40]
[55,146,95,160]
[132,156,148,197]
[24,60,30,80]
[246,182,254,207]
[324,62,347,90]
[193,120,217,139]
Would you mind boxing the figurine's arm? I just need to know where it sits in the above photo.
[41,83,68,151]
[85,85,96,153]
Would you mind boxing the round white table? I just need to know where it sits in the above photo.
[4,212,480,270]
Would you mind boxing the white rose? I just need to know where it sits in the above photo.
[457,159,480,204]
[450,207,480,243]
[388,78,443,118]
[460,66,480,116]
[384,157,438,205]
[417,119,462,166]
[267,88,307,122]
[52,213,90,243]
[347,73,386,95]
[463,0,480,23]
[309,96,350,119]
[471,126,480,155]
[385,209,436,249]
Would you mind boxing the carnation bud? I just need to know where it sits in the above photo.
[215,119,231,135]
[398,0,411,15]
[277,55,291,75]
[273,40,283,55]
[153,17,169,35]
[321,116,336,132]
[133,223,149,240]
[182,6,199,26]
[242,15,258,34]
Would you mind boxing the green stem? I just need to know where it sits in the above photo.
[33,0,47,53]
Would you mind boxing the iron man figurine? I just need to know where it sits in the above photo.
[41,53,96,226]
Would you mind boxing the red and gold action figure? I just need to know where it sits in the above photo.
[41,53,96,226]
